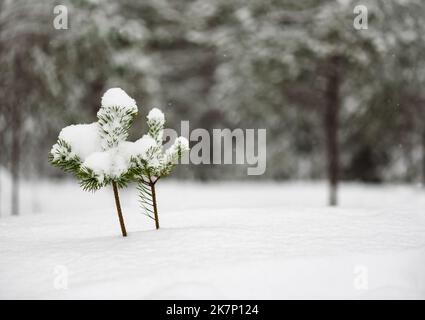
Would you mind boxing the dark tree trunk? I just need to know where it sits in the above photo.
[0,170,2,218]
[422,128,425,186]
[10,55,26,216]
[150,182,160,229]
[324,56,342,206]
[10,107,21,216]
[112,181,127,237]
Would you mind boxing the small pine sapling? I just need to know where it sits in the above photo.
[131,108,189,229]
[50,88,138,237]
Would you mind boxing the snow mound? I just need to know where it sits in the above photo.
[57,123,102,160]
[101,88,137,113]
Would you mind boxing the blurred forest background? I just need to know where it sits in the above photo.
[1,0,425,215]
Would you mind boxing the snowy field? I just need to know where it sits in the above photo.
[0,179,425,299]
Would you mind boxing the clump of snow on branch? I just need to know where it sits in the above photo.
[82,144,132,183]
[125,135,157,162]
[147,107,165,124]
[100,87,137,114]
[50,123,102,164]
[146,108,165,145]
[84,136,157,182]
[58,123,102,160]
[165,137,190,166]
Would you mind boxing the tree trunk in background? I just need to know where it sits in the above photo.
[324,56,342,206]
[422,128,425,186]
[10,107,21,216]
[0,170,2,217]
[9,54,26,217]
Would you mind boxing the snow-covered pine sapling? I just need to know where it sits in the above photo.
[50,88,138,237]
[131,108,189,229]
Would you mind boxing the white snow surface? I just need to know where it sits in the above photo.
[101,87,137,113]
[0,181,425,299]
[57,123,102,160]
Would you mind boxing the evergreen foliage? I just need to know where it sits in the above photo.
[50,88,139,236]
[132,108,189,228]
[49,88,189,233]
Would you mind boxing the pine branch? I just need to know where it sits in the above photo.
[97,105,137,150]
[137,180,155,220]
[49,139,82,175]
[77,167,105,192]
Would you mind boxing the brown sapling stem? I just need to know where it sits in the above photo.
[149,179,160,230]
[112,181,127,237]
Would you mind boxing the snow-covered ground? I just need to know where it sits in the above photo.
[0,180,425,299]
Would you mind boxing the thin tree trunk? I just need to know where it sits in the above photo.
[10,55,25,217]
[0,170,2,218]
[11,168,19,216]
[11,108,21,216]
[150,182,160,229]
[112,181,127,237]
[324,56,342,206]
[422,128,425,186]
